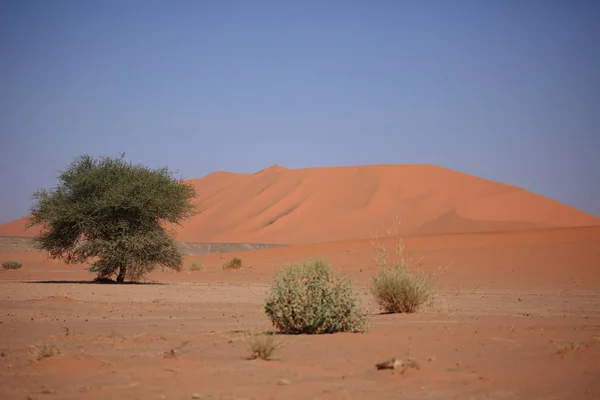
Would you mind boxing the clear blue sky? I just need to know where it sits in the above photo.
[1,0,599,224]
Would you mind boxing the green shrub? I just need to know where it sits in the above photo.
[2,261,22,270]
[222,257,242,270]
[370,234,438,314]
[264,259,368,334]
[189,260,204,271]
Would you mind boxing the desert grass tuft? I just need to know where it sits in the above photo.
[245,333,279,360]
[222,257,243,270]
[555,339,586,356]
[189,260,205,271]
[370,218,445,314]
[2,260,22,270]
[32,344,60,361]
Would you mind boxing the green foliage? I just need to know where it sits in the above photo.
[370,236,437,314]
[27,154,197,283]
[222,257,242,270]
[189,260,204,271]
[264,259,368,334]
[2,260,22,270]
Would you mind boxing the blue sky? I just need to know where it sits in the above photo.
[1,0,599,224]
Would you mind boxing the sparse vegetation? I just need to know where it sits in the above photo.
[245,333,279,360]
[370,220,442,314]
[2,260,22,270]
[189,260,205,271]
[264,259,368,334]
[33,344,60,361]
[163,348,177,359]
[375,357,420,372]
[222,257,243,270]
[555,339,586,356]
[162,340,190,359]
[27,153,198,283]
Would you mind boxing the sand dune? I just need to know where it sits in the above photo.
[0,217,36,237]
[1,164,598,244]
[174,164,600,243]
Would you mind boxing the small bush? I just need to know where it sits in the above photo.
[264,259,368,334]
[371,261,433,313]
[2,260,22,270]
[245,333,279,360]
[370,226,441,314]
[222,257,242,270]
[32,344,59,361]
[189,260,204,271]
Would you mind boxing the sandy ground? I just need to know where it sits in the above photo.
[1,226,599,400]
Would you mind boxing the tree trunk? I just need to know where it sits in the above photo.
[116,265,126,283]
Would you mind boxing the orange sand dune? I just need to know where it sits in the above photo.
[1,164,598,244]
[0,217,38,237]
[176,164,600,243]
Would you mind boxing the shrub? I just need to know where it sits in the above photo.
[223,257,242,270]
[2,260,22,270]
[245,333,279,360]
[371,261,433,313]
[370,228,441,314]
[264,259,368,334]
[32,344,60,361]
[189,260,204,271]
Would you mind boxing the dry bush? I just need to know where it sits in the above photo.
[370,219,444,314]
[163,348,177,359]
[2,260,22,270]
[31,344,60,361]
[245,333,279,360]
[222,257,242,270]
[555,339,586,356]
[264,259,368,334]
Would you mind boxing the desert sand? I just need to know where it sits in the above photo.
[1,164,599,400]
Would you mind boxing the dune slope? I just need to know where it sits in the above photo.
[1,164,598,244]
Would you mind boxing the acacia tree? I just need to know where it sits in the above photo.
[27,154,197,283]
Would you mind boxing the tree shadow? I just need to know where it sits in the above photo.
[25,278,167,286]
